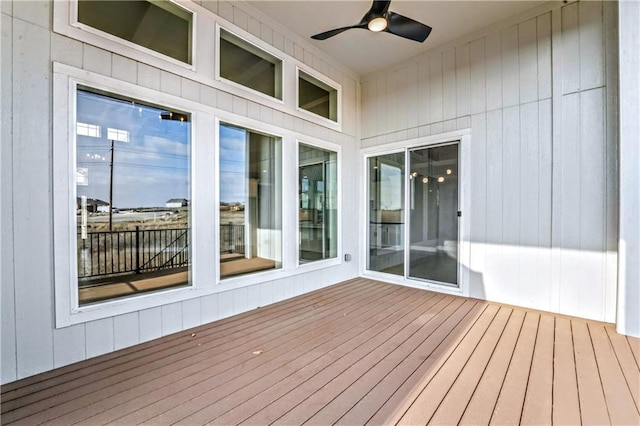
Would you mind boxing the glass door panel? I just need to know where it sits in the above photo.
[367,153,405,275]
[408,144,459,285]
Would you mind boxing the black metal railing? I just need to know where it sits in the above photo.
[220,223,245,254]
[77,224,246,282]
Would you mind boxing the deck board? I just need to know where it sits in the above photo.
[2,278,639,426]
[521,314,555,425]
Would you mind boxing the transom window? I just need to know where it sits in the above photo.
[77,0,193,64]
[298,70,338,122]
[219,28,283,100]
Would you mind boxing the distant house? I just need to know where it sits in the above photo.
[76,197,108,213]
[166,198,188,208]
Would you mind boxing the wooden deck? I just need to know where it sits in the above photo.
[2,278,639,425]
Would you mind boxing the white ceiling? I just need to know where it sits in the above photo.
[248,1,547,76]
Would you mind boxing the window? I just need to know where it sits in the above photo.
[219,29,283,100]
[77,122,101,138]
[75,89,191,305]
[77,0,193,64]
[299,144,338,263]
[219,123,282,278]
[298,70,338,122]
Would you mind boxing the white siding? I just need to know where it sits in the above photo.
[360,1,618,322]
[1,0,360,384]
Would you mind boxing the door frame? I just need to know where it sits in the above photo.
[359,129,471,298]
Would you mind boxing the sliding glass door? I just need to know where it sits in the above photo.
[408,144,459,285]
[367,153,405,275]
[367,143,460,287]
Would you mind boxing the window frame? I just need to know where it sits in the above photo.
[53,63,210,327]
[296,139,342,269]
[214,117,289,285]
[53,63,345,328]
[55,0,198,72]
[359,130,472,298]
[215,24,285,105]
[295,65,342,127]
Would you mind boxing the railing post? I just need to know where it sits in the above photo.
[135,226,140,274]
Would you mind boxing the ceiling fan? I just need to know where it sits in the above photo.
[310,0,432,43]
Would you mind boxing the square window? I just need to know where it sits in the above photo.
[219,123,282,278]
[219,29,283,100]
[298,70,338,122]
[75,88,192,305]
[77,0,193,64]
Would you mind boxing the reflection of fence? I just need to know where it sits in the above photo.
[370,222,404,248]
[220,223,245,254]
[77,224,246,282]
[77,227,189,282]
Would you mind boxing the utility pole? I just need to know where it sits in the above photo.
[108,138,114,231]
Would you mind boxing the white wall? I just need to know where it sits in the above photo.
[617,0,640,338]
[360,1,619,323]
[0,0,361,384]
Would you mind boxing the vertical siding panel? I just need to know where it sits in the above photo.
[538,99,553,311]
[1,13,16,384]
[260,280,275,306]
[519,18,538,104]
[442,49,457,120]
[485,31,502,111]
[217,1,233,22]
[218,290,234,319]
[13,19,54,379]
[501,25,519,107]
[85,318,114,358]
[343,77,357,137]
[182,298,201,330]
[376,75,387,136]
[579,88,606,319]
[418,57,431,126]
[430,53,443,123]
[200,293,219,324]
[456,43,471,117]
[502,106,521,304]
[559,93,581,317]
[53,324,86,368]
[519,102,540,308]
[395,66,409,133]
[603,0,619,323]
[361,79,375,139]
[470,113,487,299]
[232,5,248,31]
[113,312,139,351]
[485,110,504,300]
[260,23,273,45]
[1,0,11,15]
[139,306,162,342]
[13,0,48,27]
[247,284,262,309]
[161,302,183,336]
[385,70,396,134]
[406,62,419,130]
[469,37,486,115]
[537,13,552,99]
[550,7,563,315]
[579,0,604,90]
[233,286,249,314]
[561,2,580,94]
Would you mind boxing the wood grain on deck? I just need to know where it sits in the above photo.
[2,279,639,425]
